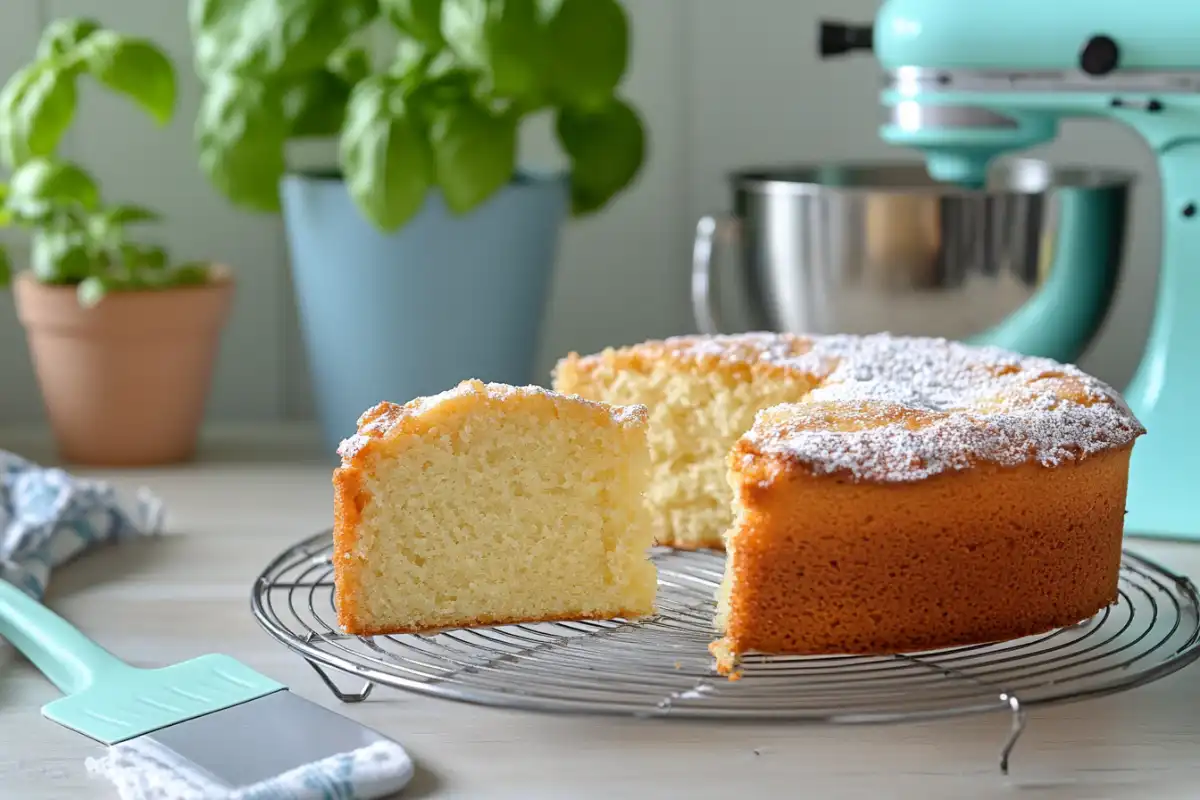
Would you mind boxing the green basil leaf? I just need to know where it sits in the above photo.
[0,63,78,170]
[390,43,470,109]
[328,43,372,85]
[382,0,445,48]
[144,245,167,270]
[442,0,548,105]
[8,158,101,220]
[411,70,477,119]
[556,96,645,215]
[20,66,78,157]
[440,0,486,64]
[546,0,627,111]
[282,70,351,137]
[32,228,95,284]
[0,66,44,169]
[0,245,11,287]
[172,262,212,285]
[102,204,160,226]
[79,31,177,125]
[37,17,102,61]
[120,242,168,270]
[430,102,515,213]
[87,206,159,246]
[195,75,287,212]
[338,75,433,231]
[391,38,431,81]
[401,46,478,121]
[483,0,548,105]
[77,275,109,306]
[190,0,379,78]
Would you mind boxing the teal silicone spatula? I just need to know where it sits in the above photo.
[0,578,412,794]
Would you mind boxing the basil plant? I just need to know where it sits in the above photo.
[189,0,648,231]
[0,18,210,307]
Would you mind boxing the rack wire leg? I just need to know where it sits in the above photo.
[998,694,1027,775]
[304,657,375,703]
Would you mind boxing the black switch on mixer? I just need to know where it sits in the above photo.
[819,21,874,57]
[1080,35,1120,75]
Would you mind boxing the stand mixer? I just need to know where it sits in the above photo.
[820,0,1200,541]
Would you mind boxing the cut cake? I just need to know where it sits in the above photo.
[331,379,658,635]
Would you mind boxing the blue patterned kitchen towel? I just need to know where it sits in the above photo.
[2,450,415,798]
[0,449,166,600]
[85,736,415,799]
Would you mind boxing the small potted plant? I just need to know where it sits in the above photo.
[189,0,647,454]
[0,18,234,466]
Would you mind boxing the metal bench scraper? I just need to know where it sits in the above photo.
[0,577,414,797]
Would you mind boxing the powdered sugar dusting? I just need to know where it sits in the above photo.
[336,379,648,461]
[663,332,1145,483]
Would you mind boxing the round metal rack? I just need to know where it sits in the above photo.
[251,529,1200,773]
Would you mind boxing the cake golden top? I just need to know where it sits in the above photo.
[735,332,1143,482]
[555,332,823,382]
[336,379,649,464]
[556,331,830,383]
[561,331,1145,483]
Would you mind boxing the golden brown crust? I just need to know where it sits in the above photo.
[713,443,1133,674]
[339,607,654,638]
[337,379,647,465]
[555,332,823,386]
[331,463,371,633]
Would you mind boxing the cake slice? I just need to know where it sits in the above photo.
[552,334,825,550]
[712,391,1138,676]
[331,379,658,636]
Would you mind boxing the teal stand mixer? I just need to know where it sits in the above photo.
[820,0,1200,541]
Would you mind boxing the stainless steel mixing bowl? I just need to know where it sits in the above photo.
[692,158,1134,363]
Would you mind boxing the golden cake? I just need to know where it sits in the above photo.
[555,332,1144,672]
[331,379,658,636]
[553,334,822,549]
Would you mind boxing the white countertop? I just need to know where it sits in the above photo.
[2,428,1200,799]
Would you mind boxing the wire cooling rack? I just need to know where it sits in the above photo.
[251,529,1200,773]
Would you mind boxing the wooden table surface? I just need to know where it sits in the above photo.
[2,433,1200,799]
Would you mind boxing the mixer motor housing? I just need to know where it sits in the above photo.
[822,0,1200,541]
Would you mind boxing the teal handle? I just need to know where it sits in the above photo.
[1120,136,1200,537]
[966,184,1124,363]
[0,579,136,696]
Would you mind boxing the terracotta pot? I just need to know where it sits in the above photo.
[13,266,234,466]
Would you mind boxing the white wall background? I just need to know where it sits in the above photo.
[0,0,1161,426]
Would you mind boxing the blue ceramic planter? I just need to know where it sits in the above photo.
[280,171,568,456]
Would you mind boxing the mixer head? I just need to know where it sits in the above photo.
[825,2,1200,543]
[820,0,1200,186]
